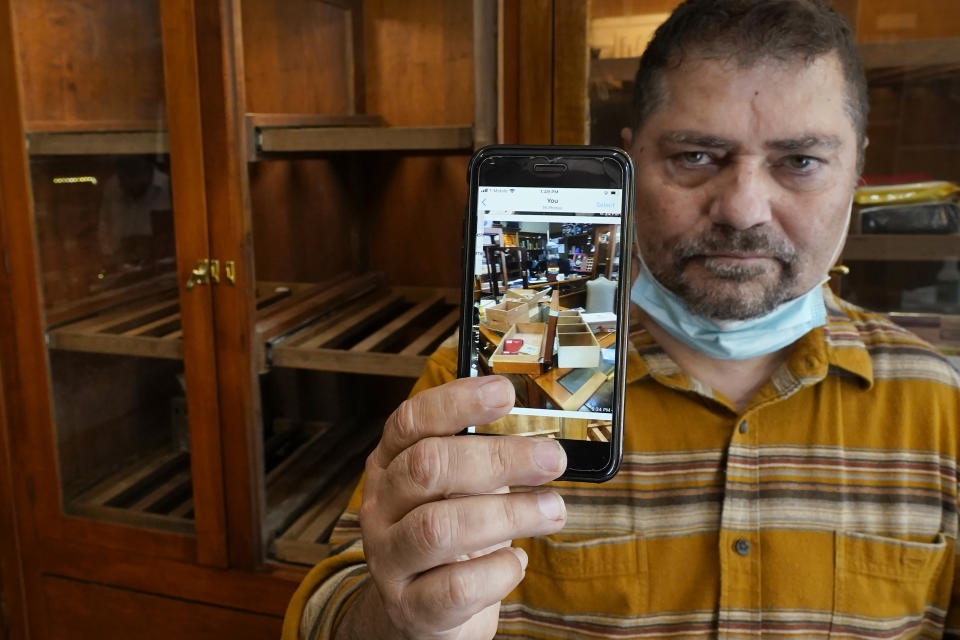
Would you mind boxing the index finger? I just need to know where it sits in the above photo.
[372,376,514,469]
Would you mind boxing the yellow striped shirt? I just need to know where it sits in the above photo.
[284,291,960,639]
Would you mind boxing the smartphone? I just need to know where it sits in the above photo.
[458,145,634,482]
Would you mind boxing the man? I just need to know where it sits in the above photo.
[285,1,960,638]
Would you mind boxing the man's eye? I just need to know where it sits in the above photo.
[677,151,712,166]
[783,155,819,171]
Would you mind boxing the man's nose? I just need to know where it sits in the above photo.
[707,163,773,230]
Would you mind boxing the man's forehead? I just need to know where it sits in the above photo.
[642,54,856,144]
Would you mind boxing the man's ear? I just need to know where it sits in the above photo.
[857,136,870,182]
[620,126,634,153]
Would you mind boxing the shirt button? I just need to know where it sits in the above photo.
[739,421,748,434]
[735,538,751,556]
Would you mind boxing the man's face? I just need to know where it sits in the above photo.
[631,53,861,320]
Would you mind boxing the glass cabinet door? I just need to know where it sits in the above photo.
[585,0,960,370]
[9,0,225,558]
[218,0,475,565]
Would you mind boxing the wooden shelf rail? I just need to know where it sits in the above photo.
[46,274,458,377]
[70,448,195,534]
[23,114,475,156]
[256,124,474,154]
[68,417,372,551]
[270,286,460,377]
[842,234,960,261]
[266,418,379,552]
[27,130,169,156]
[46,280,319,361]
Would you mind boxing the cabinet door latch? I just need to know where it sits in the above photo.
[186,258,236,290]
[185,259,210,290]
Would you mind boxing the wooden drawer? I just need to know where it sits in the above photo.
[485,299,529,332]
[555,310,601,368]
[489,322,548,374]
[43,576,281,639]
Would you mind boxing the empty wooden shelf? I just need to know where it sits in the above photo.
[270,286,460,377]
[71,448,195,534]
[44,275,387,366]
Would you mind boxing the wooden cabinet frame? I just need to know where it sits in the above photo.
[0,1,251,634]
[0,0,542,635]
[500,0,589,145]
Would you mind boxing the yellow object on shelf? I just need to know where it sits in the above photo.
[854,181,959,206]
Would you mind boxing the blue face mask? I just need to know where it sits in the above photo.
[629,263,827,360]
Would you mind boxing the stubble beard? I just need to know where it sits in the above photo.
[648,226,800,321]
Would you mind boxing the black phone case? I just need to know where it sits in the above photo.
[457,145,635,483]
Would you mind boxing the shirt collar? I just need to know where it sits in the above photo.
[626,285,874,392]
[819,287,874,389]
[625,328,720,400]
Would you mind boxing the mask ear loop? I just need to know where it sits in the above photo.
[826,193,855,270]
[630,241,643,283]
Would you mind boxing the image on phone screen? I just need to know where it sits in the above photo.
[464,185,624,443]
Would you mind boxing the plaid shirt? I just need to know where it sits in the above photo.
[285,290,960,639]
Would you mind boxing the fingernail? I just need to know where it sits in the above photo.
[537,491,565,521]
[479,378,512,408]
[510,546,528,572]
[533,440,565,473]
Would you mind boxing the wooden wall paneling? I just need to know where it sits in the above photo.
[499,0,520,143]
[359,0,477,289]
[348,0,367,114]
[160,0,229,569]
[194,0,264,569]
[856,0,960,42]
[249,159,366,283]
[14,0,167,130]
[589,0,683,18]
[1,0,72,536]
[242,0,372,284]
[553,0,590,145]
[0,359,27,639]
[0,2,57,637]
[365,155,471,289]
[40,538,300,619]
[831,0,859,31]
[42,576,280,639]
[240,0,353,115]
[517,0,553,144]
[363,0,474,127]
[473,0,498,149]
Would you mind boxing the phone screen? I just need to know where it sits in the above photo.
[459,148,633,480]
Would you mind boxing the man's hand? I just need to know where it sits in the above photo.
[337,376,568,639]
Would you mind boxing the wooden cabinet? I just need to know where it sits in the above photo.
[0,0,556,637]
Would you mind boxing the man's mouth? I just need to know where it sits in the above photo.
[695,253,777,266]
[702,253,770,260]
